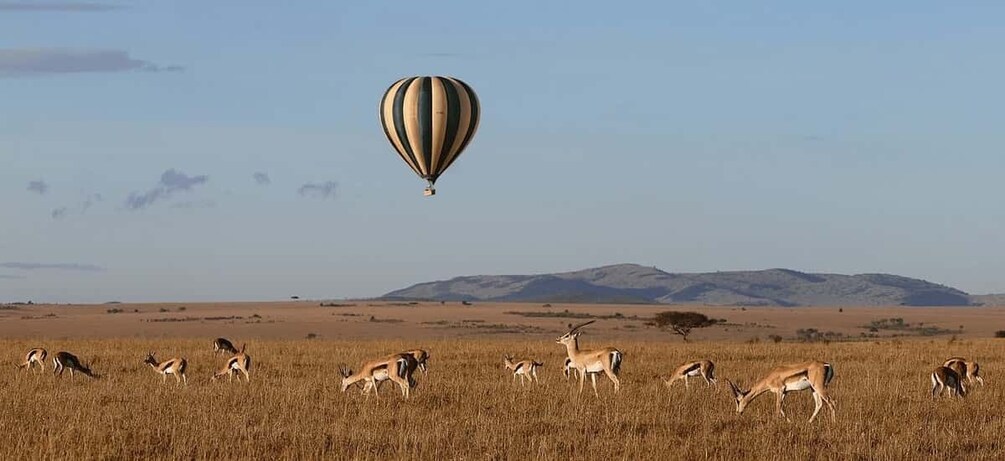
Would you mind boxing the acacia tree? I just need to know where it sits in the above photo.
[650,311,717,342]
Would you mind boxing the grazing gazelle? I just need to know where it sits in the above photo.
[503,355,543,385]
[556,320,623,396]
[726,361,836,423]
[213,337,238,355]
[52,351,99,379]
[944,357,984,387]
[562,357,580,380]
[18,348,48,373]
[143,352,188,385]
[664,360,717,390]
[931,365,966,398]
[339,353,416,400]
[212,344,252,382]
[402,349,430,374]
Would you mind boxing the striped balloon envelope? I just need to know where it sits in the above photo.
[379,76,480,196]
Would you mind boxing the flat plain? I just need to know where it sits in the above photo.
[2,301,1003,459]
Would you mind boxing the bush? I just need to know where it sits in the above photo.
[768,334,783,344]
[106,308,123,314]
[995,330,1005,338]
[305,333,318,340]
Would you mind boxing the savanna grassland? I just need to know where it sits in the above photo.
[3,338,1004,460]
[1,302,1004,460]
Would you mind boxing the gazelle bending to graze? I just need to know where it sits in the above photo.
[556,320,623,396]
[212,344,251,382]
[144,352,188,385]
[726,361,836,423]
[18,348,47,373]
[503,355,543,386]
[931,366,965,398]
[52,352,98,379]
[402,349,430,374]
[944,357,984,387]
[213,337,238,355]
[664,360,717,390]
[339,353,416,400]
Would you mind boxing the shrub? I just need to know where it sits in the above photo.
[995,330,1005,338]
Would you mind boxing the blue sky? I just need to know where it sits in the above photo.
[2,1,1003,302]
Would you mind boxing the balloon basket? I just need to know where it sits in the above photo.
[423,187,436,197]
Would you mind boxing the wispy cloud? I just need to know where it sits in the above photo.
[0,274,26,279]
[0,48,182,77]
[0,262,105,272]
[125,169,209,210]
[0,2,122,11]
[51,193,102,220]
[253,172,271,186]
[26,179,48,195]
[298,181,338,199]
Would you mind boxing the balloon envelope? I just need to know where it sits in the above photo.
[379,76,480,194]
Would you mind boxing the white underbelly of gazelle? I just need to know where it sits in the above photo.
[784,378,812,392]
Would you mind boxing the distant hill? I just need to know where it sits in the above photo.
[971,294,1005,306]
[383,264,977,306]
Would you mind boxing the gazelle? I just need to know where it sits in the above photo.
[562,357,579,380]
[943,357,984,387]
[144,352,188,385]
[212,344,251,382]
[213,337,238,355]
[664,360,717,390]
[52,351,99,379]
[503,355,543,385]
[931,365,965,398]
[726,361,836,423]
[339,353,416,400]
[556,320,623,396]
[402,349,430,374]
[18,348,47,372]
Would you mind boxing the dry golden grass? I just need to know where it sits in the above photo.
[2,336,1003,460]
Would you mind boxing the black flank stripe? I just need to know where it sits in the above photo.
[417,77,433,180]
[438,78,462,178]
[392,77,421,175]
[684,363,701,374]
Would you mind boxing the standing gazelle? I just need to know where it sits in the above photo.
[144,352,188,385]
[52,351,99,379]
[339,353,417,400]
[212,344,251,382]
[931,365,965,398]
[503,355,543,385]
[556,320,623,396]
[664,360,717,390]
[18,348,48,373]
[943,357,984,387]
[726,361,836,423]
[213,337,238,355]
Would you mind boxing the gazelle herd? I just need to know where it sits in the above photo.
[12,322,988,423]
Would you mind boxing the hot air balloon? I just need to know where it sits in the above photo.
[379,76,480,196]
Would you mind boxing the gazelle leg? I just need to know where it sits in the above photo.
[809,392,823,423]
[578,369,586,394]
[684,376,689,390]
[603,367,621,393]
[591,373,599,397]
[776,391,788,421]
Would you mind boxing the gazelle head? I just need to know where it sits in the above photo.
[556,320,595,346]
[726,380,751,414]
[143,352,158,367]
[503,355,514,368]
[338,364,353,392]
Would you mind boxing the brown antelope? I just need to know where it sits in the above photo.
[931,366,965,398]
[212,344,251,382]
[213,337,238,355]
[339,353,417,400]
[664,360,717,390]
[562,357,579,380]
[943,357,984,387]
[144,352,188,385]
[402,349,430,374]
[503,355,543,385]
[52,351,98,379]
[556,320,623,396]
[18,348,47,373]
[726,361,836,423]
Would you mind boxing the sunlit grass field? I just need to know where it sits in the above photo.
[2,338,1002,460]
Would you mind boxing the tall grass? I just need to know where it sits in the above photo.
[2,338,1001,460]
